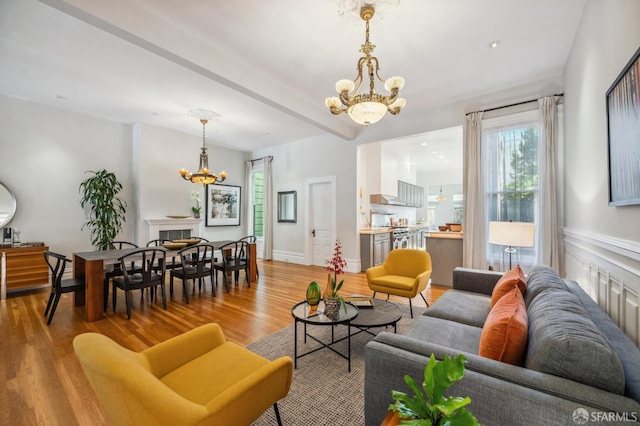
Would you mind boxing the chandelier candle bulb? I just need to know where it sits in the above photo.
[336,79,356,93]
[384,76,405,91]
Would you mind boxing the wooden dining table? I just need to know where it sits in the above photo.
[73,241,257,322]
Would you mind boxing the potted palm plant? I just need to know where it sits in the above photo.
[79,169,127,250]
[389,353,480,425]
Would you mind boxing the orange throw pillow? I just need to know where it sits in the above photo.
[490,265,526,308]
[479,287,528,366]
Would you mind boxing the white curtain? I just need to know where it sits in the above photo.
[462,111,485,268]
[263,156,273,260]
[244,160,253,237]
[537,96,560,271]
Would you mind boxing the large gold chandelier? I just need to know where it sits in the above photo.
[325,5,406,126]
[179,113,227,185]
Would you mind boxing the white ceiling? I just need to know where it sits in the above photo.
[0,0,586,163]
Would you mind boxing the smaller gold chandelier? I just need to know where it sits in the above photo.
[179,117,227,185]
[325,5,406,126]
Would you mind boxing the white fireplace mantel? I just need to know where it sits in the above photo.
[146,218,203,241]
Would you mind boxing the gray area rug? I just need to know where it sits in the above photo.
[249,302,425,426]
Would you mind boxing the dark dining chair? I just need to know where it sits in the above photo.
[170,244,215,303]
[239,235,259,278]
[213,241,249,293]
[101,241,139,311]
[43,251,86,325]
[112,248,167,319]
[146,239,179,271]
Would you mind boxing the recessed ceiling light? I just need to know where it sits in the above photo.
[421,142,428,146]
[488,40,501,49]
[438,155,444,159]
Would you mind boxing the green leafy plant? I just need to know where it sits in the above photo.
[79,169,127,250]
[389,354,480,426]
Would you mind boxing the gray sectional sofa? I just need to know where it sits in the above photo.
[364,266,640,425]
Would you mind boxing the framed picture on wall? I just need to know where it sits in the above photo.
[205,184,241,226]
[606,45,640,207]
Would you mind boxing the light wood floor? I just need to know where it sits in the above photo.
[0,260,448,426]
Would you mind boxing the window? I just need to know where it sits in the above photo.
[483,110,539,269]
[252,171,264,238]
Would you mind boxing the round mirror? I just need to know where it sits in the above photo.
[0,182,17,228]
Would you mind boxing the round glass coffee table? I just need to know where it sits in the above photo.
[291,300,358,371]
[348,298,403,336]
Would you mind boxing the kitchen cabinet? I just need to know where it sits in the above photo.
[397,181,425,207]
[360,232,391,271]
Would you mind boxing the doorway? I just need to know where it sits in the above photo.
[305,176,336,267]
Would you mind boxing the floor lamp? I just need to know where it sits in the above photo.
[488,221,535,270]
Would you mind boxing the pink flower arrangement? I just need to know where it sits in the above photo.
[326,239,347,286]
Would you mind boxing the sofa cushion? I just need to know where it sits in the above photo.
[403,315,482,354]
[490,265,526,308]
[525,288,625,394]
[423,289,491,328]
[566,280,640,403]
[523,265,569,307]
[479,287,528,365]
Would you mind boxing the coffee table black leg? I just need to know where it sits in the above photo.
[348,322,351,372]
[294,319,298,369]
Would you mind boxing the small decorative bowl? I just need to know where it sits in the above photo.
[172,238,201,246]
[438,225,449,232]
[449,224,463,232]
[162,242,188,250]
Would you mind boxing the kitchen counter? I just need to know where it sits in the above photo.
[359,225,432,234]
[425,231,463,240]
[359,227,393,234]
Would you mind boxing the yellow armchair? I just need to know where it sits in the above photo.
[73,323,293,426]
[366,248,432,317]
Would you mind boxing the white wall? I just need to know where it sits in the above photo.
[252,134,359,270]
[563,0,640,345]
[0,95,249,260]
[0,95,134,257]
[133,122,248,244]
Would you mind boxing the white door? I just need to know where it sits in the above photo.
[311,182,333,267]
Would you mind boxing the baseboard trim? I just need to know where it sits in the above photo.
[272,250,306,265]
[271,252,361,273]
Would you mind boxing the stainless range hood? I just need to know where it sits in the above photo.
[370,194,406,206]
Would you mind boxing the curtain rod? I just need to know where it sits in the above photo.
[249,156,273,163]
[465,93,564,116]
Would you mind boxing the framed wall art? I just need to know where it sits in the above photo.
[205,184,241,226]
[606,45,640,207]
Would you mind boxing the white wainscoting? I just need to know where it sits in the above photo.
[564,229,640,347]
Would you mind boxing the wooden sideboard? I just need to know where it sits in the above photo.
[0,244,49,299]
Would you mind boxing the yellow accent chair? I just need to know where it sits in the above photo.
[366,248,432,318]
[73,323,293,426]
